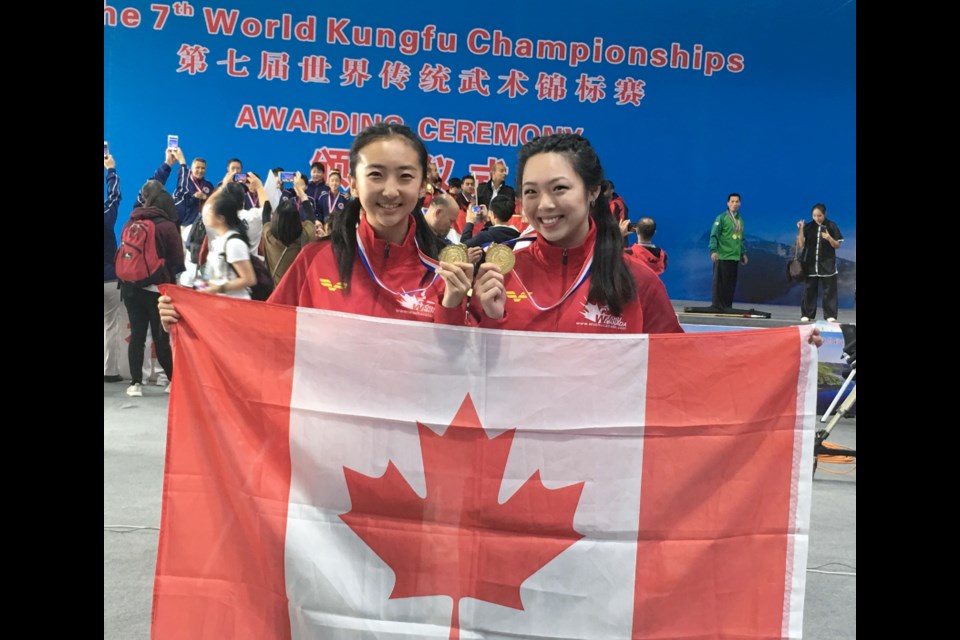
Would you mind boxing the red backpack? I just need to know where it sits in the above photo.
[115,216,166,287]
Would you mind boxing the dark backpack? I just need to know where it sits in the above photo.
[188,218,207,265]
[115,217,166,287]
[222,234,274,301]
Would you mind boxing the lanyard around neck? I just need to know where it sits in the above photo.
[354,223,441,297]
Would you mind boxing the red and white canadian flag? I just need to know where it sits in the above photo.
[153,288,817,639]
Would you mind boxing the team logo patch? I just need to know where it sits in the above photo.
[397,292,437,316]
[505,291,528,302]
[320,278,348,292]
[578,302,627,330]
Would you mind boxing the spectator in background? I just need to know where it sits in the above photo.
[270,166,298,209]
[452,174,479,234]
[160,123,472,330]
[172,148,214,231]
[606,180,633,248]
[456,175,477,211]
[226,158,243,177]
[222,158,260,209]
[305,161,330,209]
[708,193,748,312]
[625,217,668,276]
[604,180,628,223]
[461,195,521,248]
[423,194,462,245]
[120,181,185,397]
[104,152,123,383]
[797,203,843,322]
[447,177,462,198]
[262,197,316,287]
[236,175,267,255]
[221,164,269,251]
[317,170,347,225]
[296,172,317,220]
[198,185,257,300]
[477,161,515,208]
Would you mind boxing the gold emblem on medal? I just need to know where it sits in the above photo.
[438,243,469,264]
[485,243,515,275]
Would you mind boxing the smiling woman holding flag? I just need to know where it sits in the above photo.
[470,133,683,334]
[159,124,475,327]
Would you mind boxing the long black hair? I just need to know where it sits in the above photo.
[515,133,636,316]
[272,199,304,246]
[331,123,443,288]
[208,183,251,250]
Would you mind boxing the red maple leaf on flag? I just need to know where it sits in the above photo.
[340,394,585,639]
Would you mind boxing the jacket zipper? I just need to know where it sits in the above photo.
[559,248,569,330]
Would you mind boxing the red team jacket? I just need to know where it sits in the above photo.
[470,225,683,334]
[269,214,465,324]
[625,244,668,275]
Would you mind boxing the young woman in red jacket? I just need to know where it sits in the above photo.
[159,124,473,329]
[470,134,683,334]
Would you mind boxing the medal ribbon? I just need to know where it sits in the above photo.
[355,222,441,298]
[326,192,340,214]
[509,242,594,312]
[726,210,741,233]
[190,174,206,198]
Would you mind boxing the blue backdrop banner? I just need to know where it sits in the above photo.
[105,0,856,306]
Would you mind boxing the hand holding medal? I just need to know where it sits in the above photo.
[436,244,474,309]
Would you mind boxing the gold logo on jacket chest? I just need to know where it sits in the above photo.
[319,278,347,292]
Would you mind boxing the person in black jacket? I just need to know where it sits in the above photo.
[796,203,844,322]
[476,161,516,207]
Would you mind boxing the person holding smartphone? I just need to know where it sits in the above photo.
[159,123,474,328]
[270,167,299,210]
[171,148,214,229]
[460,195,520,248]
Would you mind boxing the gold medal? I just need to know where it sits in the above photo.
[438,243,469,264]
[485,243,516,275]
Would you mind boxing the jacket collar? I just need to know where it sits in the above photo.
[358,212,419,269]
[529,218,596,268]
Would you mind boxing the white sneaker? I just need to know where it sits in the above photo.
[156,374,170,387]
[126,383,143,397]
[800,317,810,322]
[826,317,837,323]
[164,383,171,394]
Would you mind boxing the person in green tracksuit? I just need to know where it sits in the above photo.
[708,193,748,311]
